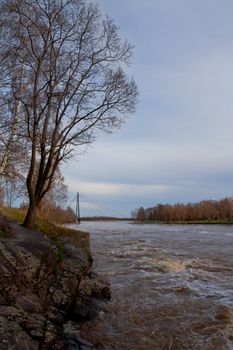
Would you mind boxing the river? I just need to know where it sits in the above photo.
[70,221,233,350]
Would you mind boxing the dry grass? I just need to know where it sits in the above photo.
[1,207,86,243]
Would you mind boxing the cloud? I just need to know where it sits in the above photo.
[64,139,233,183]
[66,178,172,197]
[62,0,233,215]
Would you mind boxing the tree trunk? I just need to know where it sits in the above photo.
[23,200,38,229]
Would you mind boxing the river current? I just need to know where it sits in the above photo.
[70,221,233,350]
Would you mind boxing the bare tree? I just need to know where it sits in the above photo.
[136,207,146,222]
[0,12,28,201]
[0,0,138,228]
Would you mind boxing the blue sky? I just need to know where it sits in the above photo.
[63,0,233,217]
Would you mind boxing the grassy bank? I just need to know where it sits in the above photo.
[1,207,84,241]
[1,207,92,262]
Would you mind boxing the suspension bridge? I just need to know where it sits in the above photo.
[67,193,130,222]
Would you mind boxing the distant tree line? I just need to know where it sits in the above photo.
[132,198,233,222]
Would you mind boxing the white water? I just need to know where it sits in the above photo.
[70,221,233,350]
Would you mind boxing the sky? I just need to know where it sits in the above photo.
[63,0,233,217]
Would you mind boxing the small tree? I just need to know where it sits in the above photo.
[0,0,138,228]
[136,207,146,222]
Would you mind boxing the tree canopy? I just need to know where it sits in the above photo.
[0,0,138,227]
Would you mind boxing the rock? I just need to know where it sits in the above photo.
[70,272,111,322]
[73,302,89,319]
[15,295,42,313]
[90,297,108,313]
[78,273,111,300]
[78,338,97,350]
[0,316,38,350]
[0,217,111,349]
[64,324,97,350]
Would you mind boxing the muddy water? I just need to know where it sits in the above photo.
[70,222,233,350]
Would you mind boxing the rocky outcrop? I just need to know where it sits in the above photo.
[0,216,110,349]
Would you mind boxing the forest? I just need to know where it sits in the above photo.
[133,197,233,222]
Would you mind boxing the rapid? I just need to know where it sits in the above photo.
[70,221,233,350]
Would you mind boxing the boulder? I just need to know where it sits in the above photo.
[0,216,110,349]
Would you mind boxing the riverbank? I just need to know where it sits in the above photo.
[135,219,233,225]
[0,209,111,349]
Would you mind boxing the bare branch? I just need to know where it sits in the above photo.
[0,0,138,228]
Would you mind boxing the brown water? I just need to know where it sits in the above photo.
[70,222,233,350]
